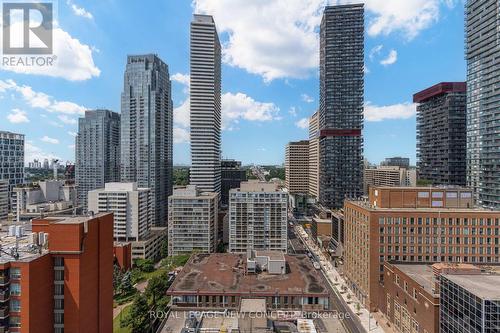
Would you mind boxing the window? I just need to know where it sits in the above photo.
[10,267,20,279]
[10,283,21,295]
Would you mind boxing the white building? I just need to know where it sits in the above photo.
[168,185,218,256]
[229,181,288,253]
[308,111,320,200]
[88,182,151,242]
[364,166,417,194]
[189,15,222,194]
[88,182,165,261]
[14,180,77,222]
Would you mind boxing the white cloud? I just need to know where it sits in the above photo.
[222,92,280,130]
[41,136,60,144]
[0,79,86,115]
[295,118,309,129]
[25,140,61,164]
[380,49,398,66]
[1,20,100,81]
[68,144,76,150]
[67,1,93,19]
[289,107,298,117]
[193,0,322,82]
[360,0,441,40]
[174,99,190,128]
[193,0,448,81]
[301,94,314,103]
[174,127,190,144]
[171,73,190,87]
[58,115,77,125]
[369,44,384,60]
[68,131,77,137]
[365,102,416,122]
[7,108,29,123]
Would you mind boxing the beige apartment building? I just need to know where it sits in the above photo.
[167,185,218,255]
[364,166,417,194]
[343,186,500,311]
[285,140,309,194]
[229,181,288,253]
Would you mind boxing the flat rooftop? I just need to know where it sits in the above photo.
[395,264,438,296]
[168,253,328,296]
[444,274,500,300]
[0,224,47,264]
[254,251,285,261]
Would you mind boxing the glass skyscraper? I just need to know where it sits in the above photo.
[121,54,173,226]
[75,110,121,211]
[466,0,500,208]
[319,4,364,209]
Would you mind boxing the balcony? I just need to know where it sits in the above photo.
[0,294,8,302]
[0,277,8,286]
[0,326,7,333]
[0,308,8,319]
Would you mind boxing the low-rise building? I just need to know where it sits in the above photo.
[382,262,481,333]
[167,185,218,255]
[229,181,288,253]
[0,213,113,333]
[13,180,77,222]
[167,253,330,311]
[440,273,500,333]
[344,186,500,311]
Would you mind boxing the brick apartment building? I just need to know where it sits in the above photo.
[0,213,113,333]
[382,262,482,333]
[343,186,500,311]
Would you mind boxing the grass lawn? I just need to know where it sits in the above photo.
[113,304,132,333]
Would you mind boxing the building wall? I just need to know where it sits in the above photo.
[0,131,24,212]
[32,214,114,333]
[88,183,152,241]
[75,110,121,210]
[414,82,466,186]
[221,160,246,207]
[0,179,8,221]
[168,187,218,255]
[285,141,309,194]
[308,112,320,200]
[121,54,173,226]
[364,167,416,194]
[382,263,439,333]
[190,15,222,194]
[114,243,132,271]
[319,5,364,209]
[466,0,500,208]
[344,198,500,311]
[229,188,288,253]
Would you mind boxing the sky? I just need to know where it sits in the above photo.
[0,0,466,166]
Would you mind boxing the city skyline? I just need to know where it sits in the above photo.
[0,1,465,166]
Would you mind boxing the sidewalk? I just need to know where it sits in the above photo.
[295,225,386,333]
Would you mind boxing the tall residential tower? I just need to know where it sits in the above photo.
[466,0,500,207]
[75,110,121,210]
[319,4,364,209]
[121,54,173,226]
[414,82,467,186]
[190,15,222,194]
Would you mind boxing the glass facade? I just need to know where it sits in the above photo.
[121,54,173,226]
[465,0,500,208]
[440,275,500,333]
[319,5,364,209]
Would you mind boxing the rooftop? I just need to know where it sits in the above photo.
[413,82,466,103]
[168,253,328,296]
[444,274,500,300]
[234,180,280,193]
[0,225,47,264]
[394,264,438,296]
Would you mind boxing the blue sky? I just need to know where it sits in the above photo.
[0,0,466,166]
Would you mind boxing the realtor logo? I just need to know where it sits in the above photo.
[2,2,53,54]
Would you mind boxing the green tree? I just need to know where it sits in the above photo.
[145,272,169,307]
[113,264,124,294]
[121,271,133,293]
[134,258,155,272]
[121,294,151,333]
[160,239,168,259]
